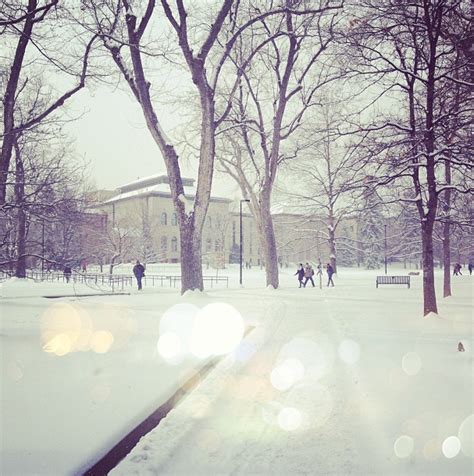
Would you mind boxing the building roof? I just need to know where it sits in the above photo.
[102,175,232,205]
[118,174,195,193]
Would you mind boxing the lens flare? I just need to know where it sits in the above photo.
[458,414,473,457]
[270,358,305,391]
[157,332,182,361]
[338,339,360,364]
[283,382,332,430]
[90,331,114,354]
[278,407,302,431]
[442,436,461,459]
[159,303,199,361]
[190,303,244,358]
[40,303,82,355]
[402,352,422,376]
[277,335,334,382]
[394,435,414,458]
[43,333,72,356]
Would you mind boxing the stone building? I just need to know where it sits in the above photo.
[94,174,359,267]
[96,175,260,266]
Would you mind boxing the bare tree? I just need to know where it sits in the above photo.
[282,102,367,272]
[0,121,92,277]
[217,0,342,287]
[0,0,99,204]
[345,0,473,315]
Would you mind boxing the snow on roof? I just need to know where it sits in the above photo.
[118,174,195,193]
[103,181,232,205]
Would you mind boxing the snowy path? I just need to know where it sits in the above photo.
[1,270,472,475]
[112,283,472,475]
[111,290,361,475]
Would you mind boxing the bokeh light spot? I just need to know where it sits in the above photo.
[394,435,414,458]
[278,407,302,431]
[338,339,360,364]
[157,332,182,362]
[442,436,461,458]
[458,414,473,458]
[90,331,114,354]
[190,303,244,358]
[43,333,72,356]
[270,358,305,391]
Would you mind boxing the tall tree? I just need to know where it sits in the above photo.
[346,0,473,315]
[283,102,367,273]
[217,0,342,287]
[0,0,98,204]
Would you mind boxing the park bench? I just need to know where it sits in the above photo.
[376,275,410,288]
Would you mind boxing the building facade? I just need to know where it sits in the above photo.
[95,175,358,267]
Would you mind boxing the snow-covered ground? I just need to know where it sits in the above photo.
[1,266,472,475]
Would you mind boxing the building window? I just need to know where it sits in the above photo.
[172,213,178,226]
[161,236,168,252]
[215,239,220,252]
[206,238,212,252]
[171,236,178,252]
[208,216,212,228]
[161,212,167,225]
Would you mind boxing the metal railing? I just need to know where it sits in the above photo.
[1,270,229,290]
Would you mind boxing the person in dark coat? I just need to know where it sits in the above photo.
[133,260,145,290]
[303,263,315,287]
[326,263,335,287]
[294,263,305,288]
[63,266,72,283]
[468,262,473,275]
[453,263,462,276]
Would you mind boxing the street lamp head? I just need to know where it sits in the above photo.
[241,198,250,203]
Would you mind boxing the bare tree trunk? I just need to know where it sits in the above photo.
[442,222,451,297]
[0,0,37,205]
[109,255,119,275]
[179,221,204,292]
[443,160,452,297]
[257,197,279,288]
[327,214,337,273]
[422,220,438,315]
[14,141,26,278]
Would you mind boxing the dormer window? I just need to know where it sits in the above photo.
[161,212,167,225]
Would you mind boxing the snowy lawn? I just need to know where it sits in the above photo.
[1,267,472,475]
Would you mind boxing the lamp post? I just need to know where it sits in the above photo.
[240,199,250,285]
[41,219,45,275]
[384,223,388,275]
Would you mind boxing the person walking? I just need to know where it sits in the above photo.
[294,263,305,288]
[303,263,315,287]
[316,261,323,276]
[326,263,335,287]
[133,260,145,290]
[468,261,473,275]
[453,263,462,276]
[63,265,72,283]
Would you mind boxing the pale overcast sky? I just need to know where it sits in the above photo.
[66,85,241,198]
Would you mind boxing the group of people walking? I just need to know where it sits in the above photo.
[295,262,335,288]
[454,262,473,276]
